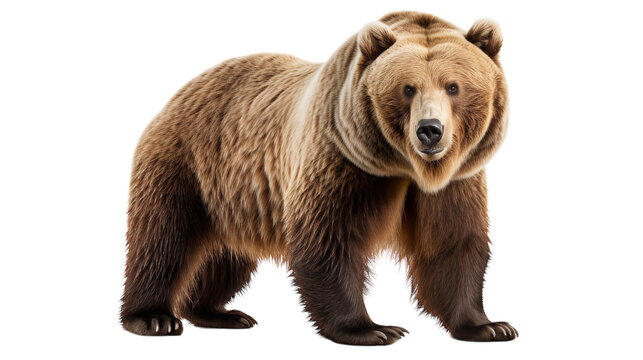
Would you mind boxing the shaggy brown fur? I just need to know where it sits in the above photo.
[121,11,516,344]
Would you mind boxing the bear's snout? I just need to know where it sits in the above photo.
[416,118,444,154]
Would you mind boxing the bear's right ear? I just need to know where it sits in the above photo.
[358,21,397,63]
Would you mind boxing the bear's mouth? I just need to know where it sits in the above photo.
[419,147,444,155]
[414,144,449,163]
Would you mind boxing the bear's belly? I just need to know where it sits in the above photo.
[193,149,289,261]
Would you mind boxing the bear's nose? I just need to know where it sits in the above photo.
[416,119,444,146]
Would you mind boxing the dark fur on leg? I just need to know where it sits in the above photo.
[181,248,258,328]
[287,162,408,346]
[403,171,517,341]
[120,149,209,336]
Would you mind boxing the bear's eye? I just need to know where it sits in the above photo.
[404,85,416,97]
[446,83,459,95]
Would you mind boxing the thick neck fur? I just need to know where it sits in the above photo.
[305,35,410,178]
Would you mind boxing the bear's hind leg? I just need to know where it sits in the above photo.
[120,151,210,336]
[181,249,258,328]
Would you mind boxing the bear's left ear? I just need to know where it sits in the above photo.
[358,21,397,63]
[466,19,503,60]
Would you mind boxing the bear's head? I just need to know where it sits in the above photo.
[336,12,508,192]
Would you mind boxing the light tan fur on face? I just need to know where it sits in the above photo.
[409,88,454,161]
[346,15,507,193]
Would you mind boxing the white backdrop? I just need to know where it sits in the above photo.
[1,0,641,358]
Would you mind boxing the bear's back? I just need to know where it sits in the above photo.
[138,53,320,257]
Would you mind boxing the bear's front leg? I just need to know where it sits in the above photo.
[285,165,407,345]
[403,171,518,341]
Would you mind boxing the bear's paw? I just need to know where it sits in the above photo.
[453,321,518,342]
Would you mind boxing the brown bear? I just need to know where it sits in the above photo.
[120,11,516,345]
